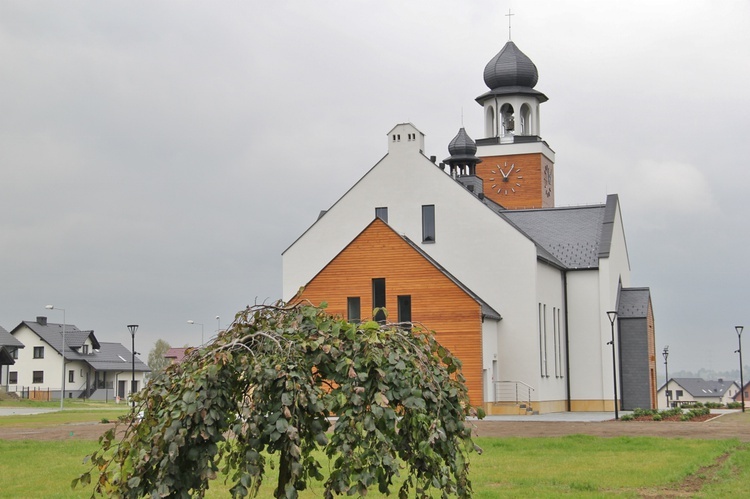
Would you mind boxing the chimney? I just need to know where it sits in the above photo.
[37,316,47,326]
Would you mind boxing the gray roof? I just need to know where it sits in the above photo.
[618,288,651,318]
[478,194,622,270]
[12,320,149,373]
[0,325,24,349]
[83,342,150,372]
[17,320,87,356]
[668,378,737,398]
[500,204,606,269]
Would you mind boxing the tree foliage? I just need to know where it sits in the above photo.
[75,302,482,498]
[147,339,172,376]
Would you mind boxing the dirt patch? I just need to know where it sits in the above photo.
[1,412,749,442]
[637,449,736,497]
[470,412,750,442]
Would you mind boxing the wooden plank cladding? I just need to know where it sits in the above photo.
[294,218,485,408]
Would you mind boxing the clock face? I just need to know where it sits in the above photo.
[488,162,523,195]
[543,163,553,198]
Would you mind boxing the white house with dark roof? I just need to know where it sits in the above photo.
[283,38,656,414]
[658,378,740,408]
[7,316,149,401]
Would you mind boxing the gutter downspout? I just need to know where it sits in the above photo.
[563,270,571,412]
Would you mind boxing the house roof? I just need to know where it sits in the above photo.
[165,347,189,363]
[667,378,737,398]
[0,325,24,349]
[83,342,150,372]
[618,288,651,319]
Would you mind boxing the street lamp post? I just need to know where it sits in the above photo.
[662,346,670,409]
[606,311,619,420]
[128,325,138,408]
[187,320,204,345]
[44,305,66,410]
[736,326,745,413]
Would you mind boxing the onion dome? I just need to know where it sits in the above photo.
[444,127,481,177]
[448,127,477,158]
[483,41,539,90]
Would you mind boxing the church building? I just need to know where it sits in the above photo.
[282,39,657,414]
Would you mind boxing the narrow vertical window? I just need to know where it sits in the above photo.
[553,307,559,377]
[375,207,388,223]
[372,278,386,323]
[421,205,435,242]
[543,304,548,377]
[538,304,544,376]
[557,308,563,378]
[68,370,74,383]
[347,297,361,324]
[397,295,412,325]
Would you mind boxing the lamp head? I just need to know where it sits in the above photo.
[127,324,139,337]
[737,326,745,337]
[187,320,194,325]
[606,311,617,324]
[45,305,54,310]
[662,346,669,361]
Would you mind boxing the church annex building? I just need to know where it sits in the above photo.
[282,39,656,415]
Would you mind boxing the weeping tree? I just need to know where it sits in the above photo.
[75,302,482,498]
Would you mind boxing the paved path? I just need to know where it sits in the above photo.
[0,407,58,416]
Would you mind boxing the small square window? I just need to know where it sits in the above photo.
[32,371,44,384]
[9,372,18,384]
[33,346,44,359]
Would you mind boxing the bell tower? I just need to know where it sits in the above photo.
[474,40,555,209]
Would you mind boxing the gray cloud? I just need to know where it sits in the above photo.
[1,1,748,372]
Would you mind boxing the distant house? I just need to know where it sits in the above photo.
[1,325,24,392]
[164,347,189,364]
[7,316,150,401]
[657,378,740,408]
[732,381,750,406]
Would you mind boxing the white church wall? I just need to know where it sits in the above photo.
[566,269,606,403]
[534,261,568,405]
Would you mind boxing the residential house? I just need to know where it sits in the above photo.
[7,316,149,401]
[658,378,740,408]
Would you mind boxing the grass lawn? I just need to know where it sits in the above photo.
[0,435,747,498]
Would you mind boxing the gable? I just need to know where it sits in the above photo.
[295,218,496,408]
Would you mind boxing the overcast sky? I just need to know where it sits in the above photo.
[1,1,748,373]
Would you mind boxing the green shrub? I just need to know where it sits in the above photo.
[620,414,634,421]
[652,413,663,421]
[727,401,743,409]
